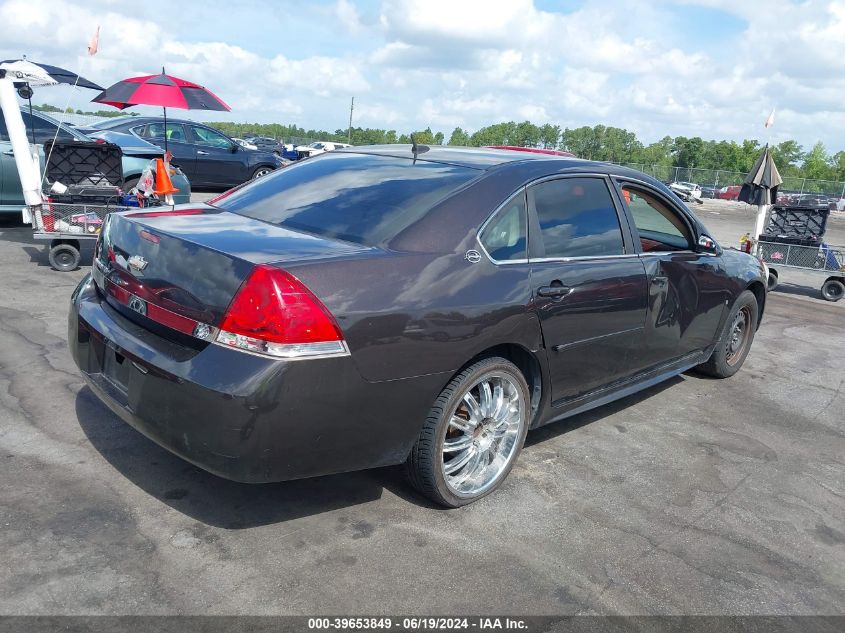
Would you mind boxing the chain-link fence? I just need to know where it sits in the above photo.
[616,164,845,197]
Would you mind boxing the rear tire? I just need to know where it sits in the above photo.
[821,278,845,302]
[49,243,81,272]
[696,290,758,378]
[406,357,530,508]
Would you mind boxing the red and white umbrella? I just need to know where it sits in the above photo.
[92,68,231,150]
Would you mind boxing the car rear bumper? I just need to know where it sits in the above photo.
[68,275,445,483]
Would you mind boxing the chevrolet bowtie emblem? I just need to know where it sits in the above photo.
[127,255,148,272]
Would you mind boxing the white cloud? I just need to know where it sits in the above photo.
[1,0,845,149]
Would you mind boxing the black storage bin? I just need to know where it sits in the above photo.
[760,205,829,244]
[758,235,821,247]
[43,140,124,190]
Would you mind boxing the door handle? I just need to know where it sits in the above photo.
[537,284,572,298]
[197,150,209,155]
[2,150,14,156]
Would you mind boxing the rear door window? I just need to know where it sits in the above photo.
[0,113,76,143]
[528,177,625,259]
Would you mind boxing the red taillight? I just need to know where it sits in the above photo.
[216,265,347,359]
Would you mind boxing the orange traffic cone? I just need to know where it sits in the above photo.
[154,158,179,204]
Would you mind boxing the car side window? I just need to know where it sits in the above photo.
[528,177,624,259]
[1,114,75,143]
[621,186,693,252]
[143,123,186,142]
[191,125,231,148]
[479,193,527,262]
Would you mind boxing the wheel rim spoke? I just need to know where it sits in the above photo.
[444,434,474,453]
[479,381,493,417]
[462,392,483,422]
[444,446,476,475]
[449,415,475,433]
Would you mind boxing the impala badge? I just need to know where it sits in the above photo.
[465,250,482,264]
[127,255,148,272]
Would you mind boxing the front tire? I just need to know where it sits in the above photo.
[696,290,759,378]
[252,166,274,180]
[406,357,530,507]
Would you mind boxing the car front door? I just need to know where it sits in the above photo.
[187,125,246,188]
[133,122,196,181]
[527,176,648,404]
[616,181,729,373]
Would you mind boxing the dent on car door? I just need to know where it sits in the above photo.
[526,176,648,403]
[616,182,729,372]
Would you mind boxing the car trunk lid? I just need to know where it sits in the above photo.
[92,205,373,343]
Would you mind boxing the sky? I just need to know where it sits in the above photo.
[1,0,844,150]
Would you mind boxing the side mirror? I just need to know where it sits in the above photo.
[698,235,719,254]
[230,143,239,153]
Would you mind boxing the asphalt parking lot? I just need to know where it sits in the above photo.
[0,200,843,615]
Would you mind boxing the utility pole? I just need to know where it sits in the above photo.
[347,97,354,144]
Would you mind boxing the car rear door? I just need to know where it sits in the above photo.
[615,180,729,373]
[527,175,648,403]
[187,125,246,187]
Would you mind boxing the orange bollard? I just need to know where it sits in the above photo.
[154,158,179,204]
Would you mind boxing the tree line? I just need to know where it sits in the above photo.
[208,119,845,183]
[32,103,845,182]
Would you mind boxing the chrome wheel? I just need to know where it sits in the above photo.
[441,373,525,497]
[726,306,752,366]
[252,167,273,179]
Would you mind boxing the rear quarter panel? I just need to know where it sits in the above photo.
[288,251,542,383]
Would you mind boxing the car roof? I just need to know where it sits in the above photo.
[338,144,591,170]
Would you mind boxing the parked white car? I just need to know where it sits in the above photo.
[669,181,702,199]
[295,141,352,159]
[233,137,258,150]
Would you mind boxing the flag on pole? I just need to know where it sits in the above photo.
[764,108,775,128]
[87,26,100,56]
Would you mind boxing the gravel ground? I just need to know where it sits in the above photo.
[0,196,842,616]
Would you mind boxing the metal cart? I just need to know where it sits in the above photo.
[756,240,845,301]
[25,200,134,272]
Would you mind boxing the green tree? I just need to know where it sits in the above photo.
[539,123,561,149]
[802,141,833,181]
[448,127,471,146]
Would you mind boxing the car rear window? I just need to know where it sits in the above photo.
[213,153,478,246]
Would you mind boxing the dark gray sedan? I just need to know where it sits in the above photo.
[76,116,286,189]
[69,146,767,507]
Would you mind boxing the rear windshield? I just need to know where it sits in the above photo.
[212,153,478,245]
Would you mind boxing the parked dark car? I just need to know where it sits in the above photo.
[244,136,281,152]
[69,146,767,507]
[75,117,285,189]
